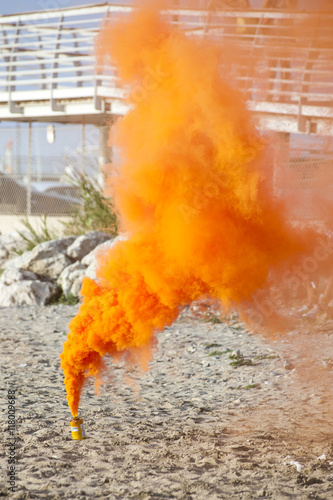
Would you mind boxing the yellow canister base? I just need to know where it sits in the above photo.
[70,417,86,440]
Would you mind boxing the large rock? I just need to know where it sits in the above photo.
[18,237,76,280]
[0,280,60,307]
[81,236,115,267]
[58,261,86,298]
[0,267,38,286]
[82,235,126,280]
[0,232,29,266]
[66,231,112,261]
[3,250,33,271]
[0,243,8,266]
[27,253,72,280]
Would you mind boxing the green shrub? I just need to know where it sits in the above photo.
[53,291,80,306]
[15,215,58,253]
[14,172,118,253]
[62,171,118,237]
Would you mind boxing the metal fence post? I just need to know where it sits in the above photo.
[16,123,21,176]
[98,124,110,189]
[27,122,32,216]
[81,122,85,175]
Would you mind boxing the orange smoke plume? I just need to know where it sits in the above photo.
[60,5,320,417]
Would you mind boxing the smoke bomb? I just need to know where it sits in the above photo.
[60,3,333,425]
[70,417,86,440]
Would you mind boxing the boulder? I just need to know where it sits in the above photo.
[26,253,72,280]
[83,235,126,280]
[58,261,86,297]
[0,232,29,266]
[17,237,76,280]
[0,233,126,305]
[0,280,60,307]
[3,249,33,271]
[0,267,38,286]
[71,272,87,298]
[0,242,8,266]
[66,231,112,261]
[81,236,115,267]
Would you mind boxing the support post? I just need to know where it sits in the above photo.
[27,122,32,216]
[16,123,21,176]
[98,124,111,189]
[81,122,85,175]
[274,132,290,198]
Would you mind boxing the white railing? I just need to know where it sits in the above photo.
[0,4,126,117]
[0,3,332,133]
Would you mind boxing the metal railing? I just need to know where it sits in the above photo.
[0,4,332,133]
[200,8,333,135]
[0,4,332,221]
[0,4,130,121]
[0,122,105,216]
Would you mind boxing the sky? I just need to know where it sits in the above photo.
[0,0,112,16]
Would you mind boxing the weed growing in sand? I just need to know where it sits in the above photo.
[254,354,279,361]
[204,342,222,348]
[208,315,223,324]
[232,325,244,331]
[237,383,261,390]
[59,291,80,305]
[229,353,255,367]
[208,350,225,357]
[208,348,232,357]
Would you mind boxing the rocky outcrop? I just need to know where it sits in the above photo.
[0,232,29,266]
[83,235,125,280]
[18,237,76,280]
[0,231,121,307]
[58,261,86,298]
[0,257,60,307]
[1,267,39,286]
[0,276,59,307]
[66,231,112,261]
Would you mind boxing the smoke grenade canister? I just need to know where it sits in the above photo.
[70,417,86,440]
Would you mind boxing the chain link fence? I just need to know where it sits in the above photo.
[273,133,333,221]
[0,122,110,216]
[0,123,332,221]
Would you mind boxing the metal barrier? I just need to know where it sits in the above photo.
[0,4,130,122]
[200,7,333,135]
[0,123,104,216]
[0,4,332,133]
[0,4,332,221]
[273,134,333,220]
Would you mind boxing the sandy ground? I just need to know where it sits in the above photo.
[1,304,333,499]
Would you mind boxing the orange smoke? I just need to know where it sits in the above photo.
[60,6,321,417]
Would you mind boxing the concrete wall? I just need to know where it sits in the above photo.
[0,215,71,236]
